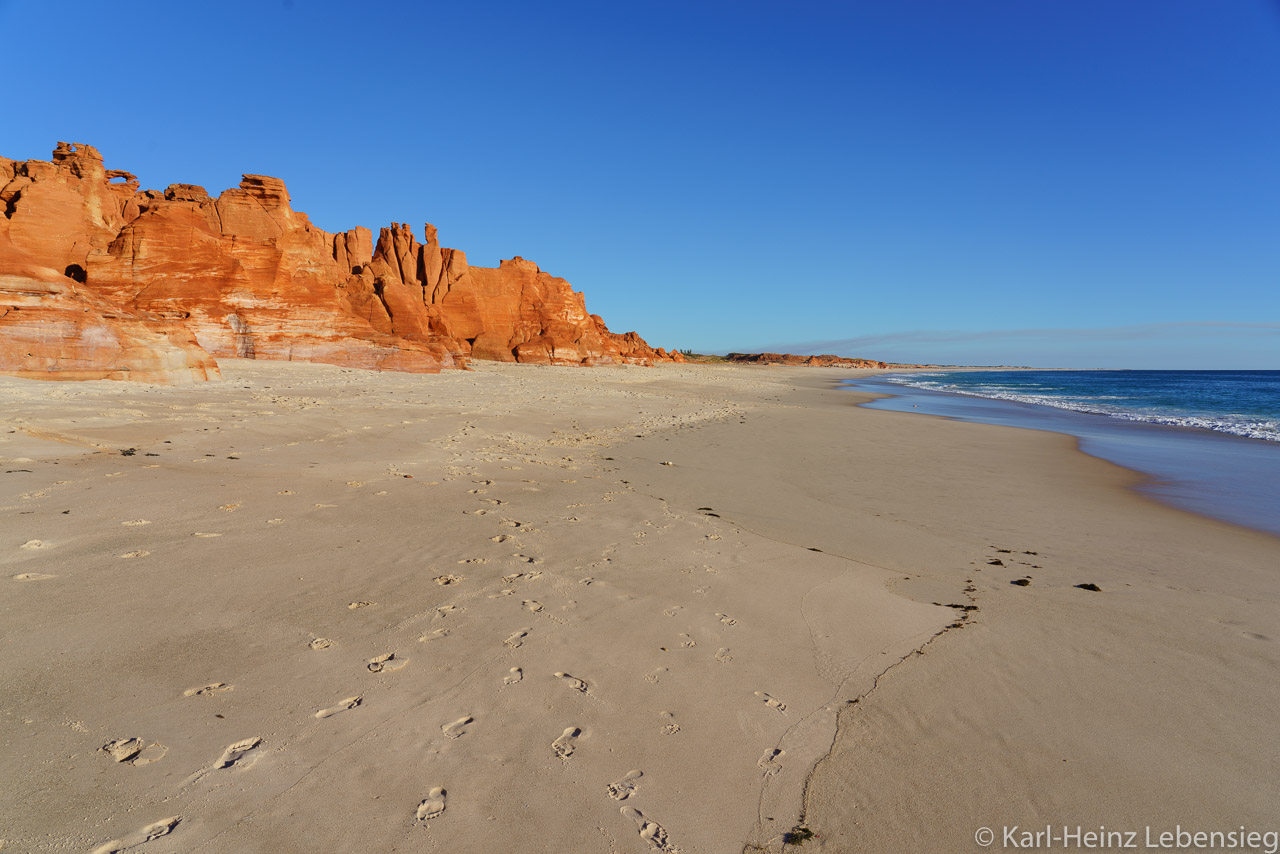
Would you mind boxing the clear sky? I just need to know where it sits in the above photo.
[3,0,1277,368]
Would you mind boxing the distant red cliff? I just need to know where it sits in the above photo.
[723,353,892,368]
[0,142,681,382]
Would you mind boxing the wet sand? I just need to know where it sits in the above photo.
[1,361,1276,852]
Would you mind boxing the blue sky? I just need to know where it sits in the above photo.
[3,0,1277,368]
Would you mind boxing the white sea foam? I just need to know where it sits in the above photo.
[883,376,1280,442]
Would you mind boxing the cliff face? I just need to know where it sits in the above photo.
[724,353,889,368]
[0,143,676,382]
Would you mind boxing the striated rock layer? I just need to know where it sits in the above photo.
[0,143,678,382]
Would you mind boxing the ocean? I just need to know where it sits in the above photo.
[842,370,1280,538]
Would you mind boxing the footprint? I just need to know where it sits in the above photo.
[346,481,364,488]
[435,604,460,619]
[522,600,544,613]
[266,518,285,525]
[442,715,473,739]
[193,532,222,538]
[90,816,181,854]
[13,572,56,581]
[101,738,168,766]
[663,605,682,617]
[309,637,334,650]
[457,557,487,564]
[504,628,531,649]
[554,671,588,693]
[678,633,696,648]
[620,805,672,851]
[754,691,787,713]
[316,696,362,719]
[184,682,232,697]
[607,769,644,800]
[415,787,447,824]
[347,601,375,610]
[419,628,449,643]
[489,589,515,598]
[659,711,680,735]
[213,737,262,769]
[218,504,240,512]
[278,490,296,495]
[490,534,511,543]
[552,726,581,759]
[758,748,785,777]
[644,667,668,684]
[120,550,150,559]
[503,667,523,685]
[716,612,736,626]
[122,519,151,527]
[368,652,408,673]
[20,539,50,550]
[434,574,463,585]
[715,648,733,663]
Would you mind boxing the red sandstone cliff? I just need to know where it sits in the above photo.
[724,353,889,368]
[0,143,677,382]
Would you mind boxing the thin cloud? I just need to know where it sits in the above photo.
[759,322,1280,356]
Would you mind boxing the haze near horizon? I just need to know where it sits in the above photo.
[2,0,1277,368]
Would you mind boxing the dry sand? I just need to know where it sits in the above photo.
[1,361,1276,853]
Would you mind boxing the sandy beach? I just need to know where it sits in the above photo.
[2,361,1277,853]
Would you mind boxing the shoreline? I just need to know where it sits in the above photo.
[2,361,1276,852]
[848,374,1280,539]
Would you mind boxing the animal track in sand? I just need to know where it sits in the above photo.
[645,667,668,684]
[758,748,785,777]
[754,691,787,713]
[552,726,581,758]
[607,769,644,800]
[309,638,334,650]
[184,682,232,697]
[434,574,463,585]
[120,550,150,559]
[90,816,181,854]
[415,787,447,823]
[504,667,523,685]
[504,628,531,648]
[101,738,169,766]
[315,696,362,719]
[348,601,375,610]
[522,600,544,613]
[620,805,674,851]
[368,652,408,673]
[121,519,150,527]
[13,572,56,581]
[554,671,588,692]
[419,628,449,643]
[20,539,50,550]
[715,612,736,626]
[442,715,473,739]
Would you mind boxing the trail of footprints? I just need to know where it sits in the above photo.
[69,469,748,850]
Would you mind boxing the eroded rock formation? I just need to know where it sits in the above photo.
[0,143,677,382]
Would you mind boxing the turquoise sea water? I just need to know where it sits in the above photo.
[843,371,1280,538]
